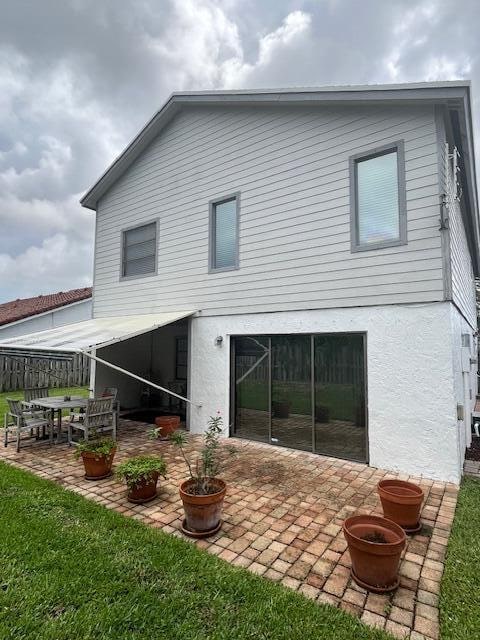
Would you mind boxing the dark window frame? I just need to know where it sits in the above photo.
[175,335,188,381]
[208,192,240,273]
[120,219,159,281]
[349,140,407,252]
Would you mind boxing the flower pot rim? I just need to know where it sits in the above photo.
[378,479,424,499]
[179,477,226,504]
[343,514,406,548]
[81,447,116,459]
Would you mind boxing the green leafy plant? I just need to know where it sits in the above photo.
[115,456,167,489]
[73,437,116,460]
[159,414,235,495]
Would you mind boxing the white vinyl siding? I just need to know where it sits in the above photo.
[93,104,444,317]
[447,174,477,327]
[121,221,157,278]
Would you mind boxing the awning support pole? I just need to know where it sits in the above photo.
[79,350,202,408]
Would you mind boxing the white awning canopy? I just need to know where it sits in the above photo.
[0,311,195,355]
[0,310,202,407]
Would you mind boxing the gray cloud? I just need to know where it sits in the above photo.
[0,0,479,302]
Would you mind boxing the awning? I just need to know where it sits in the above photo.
[0,311,195,356]
[0,310,201,408]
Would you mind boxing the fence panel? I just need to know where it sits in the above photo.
[0,353,90,392]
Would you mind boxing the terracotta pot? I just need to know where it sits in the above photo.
[81,448,116,480]
[343,514,406,593]
[272,401,290,419]
[126,472,159,504]
[378,479,424,533]
[179,478,226,537]
[315,405,330,423]
[154,415,180,437]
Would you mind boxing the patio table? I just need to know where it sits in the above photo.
[23,396,88,443]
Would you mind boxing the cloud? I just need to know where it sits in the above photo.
[0,0,479,303]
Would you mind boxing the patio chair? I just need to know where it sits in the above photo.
[23,387,50,408]
[69,387,119,424]
[68,396,117,445]
[4,398,53,452]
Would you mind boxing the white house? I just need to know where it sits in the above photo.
[1,82,478,483]
[0,288,92,339]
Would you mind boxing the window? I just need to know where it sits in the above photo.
[175,336,188,380]
[350,142,406,251]
[209,194,239,271]
[121,221,157,278]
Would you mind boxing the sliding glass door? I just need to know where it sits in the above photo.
[232,333,367,462]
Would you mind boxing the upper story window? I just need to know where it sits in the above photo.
[209,194,239,272]
[350,141,406,251]
[121,221,157,279]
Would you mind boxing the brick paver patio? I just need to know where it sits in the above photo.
[0,419,458,640]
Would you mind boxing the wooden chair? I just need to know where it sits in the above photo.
[23,386,50,408]
[68,397,116,445]
[70,387,118,424]
[4,399,52,452]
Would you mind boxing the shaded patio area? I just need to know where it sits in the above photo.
[0,418,457,640]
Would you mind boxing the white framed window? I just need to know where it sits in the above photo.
[121,220,158,279]
[209,194,240,272]
[350,141,407,251]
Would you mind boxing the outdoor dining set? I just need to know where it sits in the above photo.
[3,387,119,452]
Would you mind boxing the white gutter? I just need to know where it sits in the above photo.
[79,349,202,408]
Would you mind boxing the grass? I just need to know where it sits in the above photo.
[0,462,391,640]
[0,386,88,418]
[238,381,358,420]
[440,476,480,639]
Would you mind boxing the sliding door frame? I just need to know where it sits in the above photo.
[230,331,369,463]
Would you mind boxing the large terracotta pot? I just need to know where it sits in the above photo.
[378,479,424,533]
[81,448,116,480]
[154,415,180,437]
[126,472,159,504]
[179,478,226,538]
[343,514,406,593]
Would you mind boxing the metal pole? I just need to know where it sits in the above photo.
[79,349,202,408]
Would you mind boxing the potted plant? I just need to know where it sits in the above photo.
[153,415,181,438]
[74,437,116,480]
[272,393,291,419]
[378,479,424,534]
[315,404,330,423]
[161,414,234,538]
[343,514,406,593]
[116,455,167,504]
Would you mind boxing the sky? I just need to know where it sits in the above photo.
[0,0,479,302]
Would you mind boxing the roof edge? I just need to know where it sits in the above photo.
[80,81,472,210]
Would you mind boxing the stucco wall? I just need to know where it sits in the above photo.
[189,302,461,483]
[448,305,477,459]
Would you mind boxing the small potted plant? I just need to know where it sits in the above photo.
[116,455,167,504]
[74,437,116,480]
[153,415,181,439]
[272,393,291,419]
[159,414,234,538]
[378,479,424,533]
[343,514,406,593]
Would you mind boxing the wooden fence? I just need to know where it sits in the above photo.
[0,353,90,392]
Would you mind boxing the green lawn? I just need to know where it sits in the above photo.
[0,386,88,418]
[0,463,389,640]
[440,476,480,639]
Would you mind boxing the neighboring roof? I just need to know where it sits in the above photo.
[80,80,479,274]
[0,287,92,327]
[0,311,195,356]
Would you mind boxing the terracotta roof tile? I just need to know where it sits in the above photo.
[0,287,92,327]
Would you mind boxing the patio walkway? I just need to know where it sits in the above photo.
[0,419,457,640]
